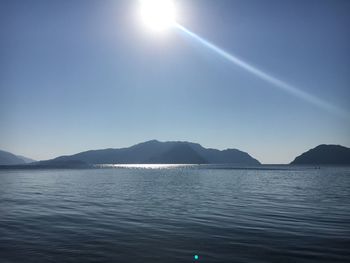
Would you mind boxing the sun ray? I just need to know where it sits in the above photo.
[175,24,348,119]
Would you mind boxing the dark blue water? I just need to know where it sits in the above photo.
[1,166,350,263]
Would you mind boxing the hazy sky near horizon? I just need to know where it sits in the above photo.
[1,0,350,164]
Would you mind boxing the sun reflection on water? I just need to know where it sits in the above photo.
[96,164,197,169]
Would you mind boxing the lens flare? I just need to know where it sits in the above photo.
[176,24,348,119]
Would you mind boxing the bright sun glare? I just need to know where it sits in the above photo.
[139,0,177,32]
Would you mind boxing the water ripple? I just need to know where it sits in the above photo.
[0,167,350,262]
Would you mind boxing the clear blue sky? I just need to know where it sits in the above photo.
[1,0,349,164]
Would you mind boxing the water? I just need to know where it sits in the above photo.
[0,166,350,263]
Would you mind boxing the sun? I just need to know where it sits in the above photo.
[139,0,177,32]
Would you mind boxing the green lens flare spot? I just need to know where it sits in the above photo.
[194,255,199,260]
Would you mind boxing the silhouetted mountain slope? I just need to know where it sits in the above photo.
[16,155,36,164]
[0,150,29,165]
[190,144,260,165]
[148,143,208,164]
[35,159,90,168]
[52,140,260,165]
[291,145,350,165]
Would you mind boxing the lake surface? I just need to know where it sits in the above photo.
[0,166,350,263]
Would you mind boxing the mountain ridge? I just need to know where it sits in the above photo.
[0,150,35,165]
[291,144,350,165]
[51,140,261,165]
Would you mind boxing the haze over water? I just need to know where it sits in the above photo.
[1,166,349,263]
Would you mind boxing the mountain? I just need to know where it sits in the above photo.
[291,144,350,165]
[34,159,90,168]
[52,140,260,165]
[0,150,35,165]
[148,143,208,164]
[16,155,36,164]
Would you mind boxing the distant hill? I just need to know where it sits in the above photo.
[291,145,350,165]
[0,150,35,165]
[148,143,208,164]
[16,155,36,164]
[52,140,260,165]
[34,159,90,168]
